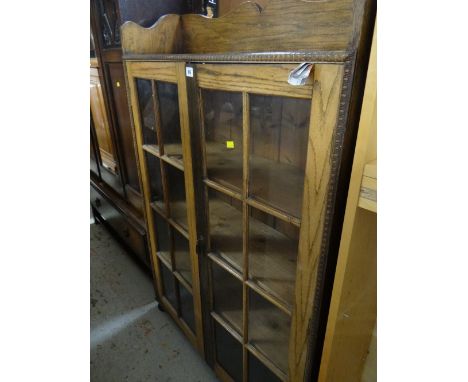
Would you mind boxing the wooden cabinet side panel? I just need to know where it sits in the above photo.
[289,64,344,381]
[318,26,377,382]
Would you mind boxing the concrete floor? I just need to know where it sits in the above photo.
[90,222,219,382]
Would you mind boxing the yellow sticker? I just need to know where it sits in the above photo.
[226,140,235,149]
[116,81,121,87]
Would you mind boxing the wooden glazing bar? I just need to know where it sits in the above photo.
[151,80,164,153]
[242,91,250,382]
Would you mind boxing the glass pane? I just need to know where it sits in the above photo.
[202,89,243,191]
[136,79,157,146]
[249,95,311,218]
[211,261,243,334]
[165,164,188,230]
[160,261,177,309]
[179,282,196,333]
[214,321,243,382]
[157,82,182,161]
[146,153,164,211]
[207,188,243,272]
[173,230,192,286]
[152,210,171,265]
[248,288,290,374]
[248,352,282,382]
[248,207,299,306]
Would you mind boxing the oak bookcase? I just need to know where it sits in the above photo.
[121,1,375,380]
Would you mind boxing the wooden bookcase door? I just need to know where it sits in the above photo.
[126,59,344,381]
[125,61,204,355]
[189,63,343,382]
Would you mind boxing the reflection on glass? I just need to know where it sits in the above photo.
[248,207,299,306]
[211,261,243,333]
[214,321,243,382]
[146,153,164,211]
[248,288,290,374]
[207,188,243,272]
[165,164,188,230]
[157,82,182,161]
[248,351,282,382]
[202,89,243,191]
[174,230,192,286]
[179,282,195,333]
[136,78,157,145]
[249,94,311,218]
[160,261,177,309]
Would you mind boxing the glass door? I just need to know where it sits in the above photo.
[126,62,204,354]
[192,63,343,381]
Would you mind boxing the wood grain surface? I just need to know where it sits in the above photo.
[289,64,344,381]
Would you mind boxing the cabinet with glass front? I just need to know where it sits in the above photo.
[122,0,375,380]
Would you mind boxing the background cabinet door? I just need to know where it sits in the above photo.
[107,63,141,193]
[90,67,118,173]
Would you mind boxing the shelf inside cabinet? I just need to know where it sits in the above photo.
[248,287,291,376]
[161,154,184,172]
[205,142,243,192]
[162,143,184,165]
[208,198,244,273]
[142,144,160,157]
[174,271,193,295]
[156,250,172,270]
[169,200,189,231]
[249,154,305,220]
[142,143,184,171]
[248,214,299,309]
[150,202,189,240]
[210,259,243,334]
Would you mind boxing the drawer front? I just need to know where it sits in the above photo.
[91,185,150,267]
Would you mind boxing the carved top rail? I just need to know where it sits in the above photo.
[121,0,368,60]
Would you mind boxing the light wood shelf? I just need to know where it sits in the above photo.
[358,160,377,213]
[248,288,291,377]
[249,154,305,220]
[205,142,305,220]
[208,198,244,272]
